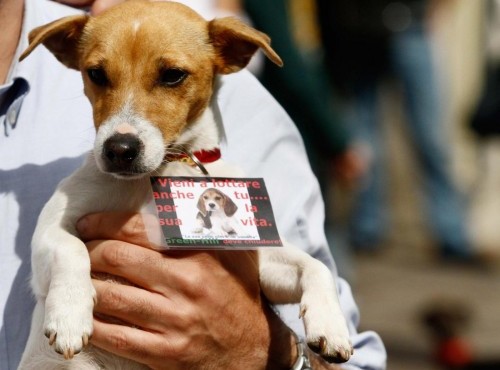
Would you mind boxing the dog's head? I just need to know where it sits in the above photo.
[197,188,237,217]
[20,1,282,179]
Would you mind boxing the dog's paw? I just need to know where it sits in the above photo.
[306,333,353,363]
[300,303,353,363]
[44,281,96,359]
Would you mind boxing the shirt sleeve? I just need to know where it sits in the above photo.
[215,70,387,370]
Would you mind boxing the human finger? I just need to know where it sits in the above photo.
[92,279,179,332]
[55,0,127,14]
[77,212,154,249]
[88,239,174,291]
[90,318,176,368]
[55,0,93,7]
[87,239,223,293]
[90,0,127,15]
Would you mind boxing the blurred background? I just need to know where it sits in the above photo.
[236,0,500,369]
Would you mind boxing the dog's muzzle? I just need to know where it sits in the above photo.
[102,133,144,175]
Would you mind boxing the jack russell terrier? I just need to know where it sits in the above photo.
[18,1,353,368]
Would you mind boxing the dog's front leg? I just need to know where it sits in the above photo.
[258,245,353,363]
[31,191,96,360]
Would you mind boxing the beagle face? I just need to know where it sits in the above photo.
[20,1,282,179]
[197,188,238,217]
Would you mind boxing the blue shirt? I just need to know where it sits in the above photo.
[0,1,386,369]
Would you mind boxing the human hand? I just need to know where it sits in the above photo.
[55,0,125,15]
[76,212,296,369]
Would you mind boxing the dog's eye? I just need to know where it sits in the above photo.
[159,68,187,87]
[215,196,222,201]
[203,195,209,200]
[87,67,108,86]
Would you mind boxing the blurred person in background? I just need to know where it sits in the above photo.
[243,0,367,277]
[316,0,478,263]
[467,0,500,255]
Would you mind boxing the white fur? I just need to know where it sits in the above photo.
[93,101,165,178]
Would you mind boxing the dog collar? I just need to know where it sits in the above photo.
[166,148,221,175]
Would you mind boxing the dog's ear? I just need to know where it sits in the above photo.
[222,193,238,217]
[197,192,207,217]
[209,17,283,74]
[19,15,89,70]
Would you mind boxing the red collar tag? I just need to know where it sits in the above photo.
[192,148,221,163]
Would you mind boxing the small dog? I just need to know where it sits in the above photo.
[194,188,239,237]
[18,1,353,369]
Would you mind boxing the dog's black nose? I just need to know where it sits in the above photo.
[208,203,216,209]
[103,133,142,171]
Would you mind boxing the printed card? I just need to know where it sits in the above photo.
[150,176,283,248]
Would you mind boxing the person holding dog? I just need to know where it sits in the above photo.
[0,0,386,369]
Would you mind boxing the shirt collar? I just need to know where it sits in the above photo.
[1,0,48,136]
[0,78,29,136]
